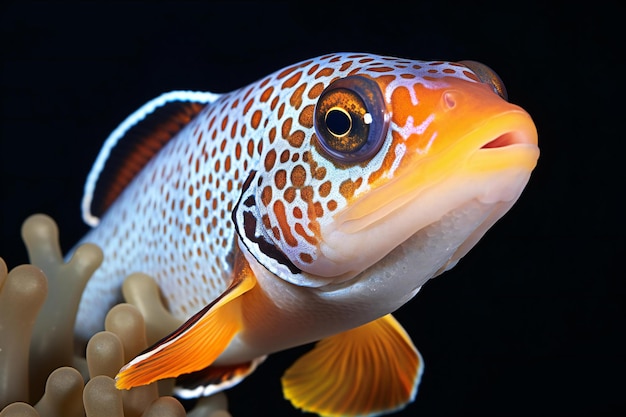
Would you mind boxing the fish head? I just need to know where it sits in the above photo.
[234,53,539,300]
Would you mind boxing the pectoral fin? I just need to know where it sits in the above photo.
[115,254,256,390]
[281,314,423,417]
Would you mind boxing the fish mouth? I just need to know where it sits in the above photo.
[466,110,539,177]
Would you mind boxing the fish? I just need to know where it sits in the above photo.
[74,52,539,416]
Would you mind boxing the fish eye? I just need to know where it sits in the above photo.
[314,75,389,164]
[458,60,508,101]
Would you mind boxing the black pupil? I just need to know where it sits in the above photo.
[325,109,351,136]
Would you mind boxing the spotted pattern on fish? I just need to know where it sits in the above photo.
[75,53,483,336]
[71,51,539,417]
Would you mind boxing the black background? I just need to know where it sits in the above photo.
[1,2,624,416]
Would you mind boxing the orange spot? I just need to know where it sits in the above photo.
[315,67,334,79]
[368,66,394,72]
[278,103,285,119]
[291,165,307,187]
[235,142,242,159]
[308,82,324,99]
[243,86,254,101]
[313,202,324,217]
[268,126,276,143]
[261,185,273,206]
[284,187,296,203]
[288,130,305,148]
[282,117,292,139]
[275,169,287,190]
[273,200,298,247]
[251,110,262,129]
[299,253,313,263]
[221,115,229,130]
[260,86,274,102]
[270,95,279,111]
[339,179,357,200]
[463,70,480,82]
[243,98,254,115]
[265,149,277,171]
[327,200,337,211]
[300,186,314,203]
[290,83,307,109]
[318,181,331,197]
[282,71,303,89]
[230,121,238,139]
[225,155,231,172]
[298,105,314,128]
[293,207,303,218]
[247,139,255,157]
[307,63,320,75]
[314,166,326,180]
[339,61,353,71]
[280,149,290,163]
[262,214,271,229]
[277,64,299,79]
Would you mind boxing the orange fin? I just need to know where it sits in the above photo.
[115,254,256,390]
[173,355,266,399]
[281,314,423,417]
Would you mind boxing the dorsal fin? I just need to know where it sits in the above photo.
[81,91,220,226]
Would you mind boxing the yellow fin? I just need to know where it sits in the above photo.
[115,254,256,390]
[282,314,423,417]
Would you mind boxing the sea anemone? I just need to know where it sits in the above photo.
[0,214,231,417]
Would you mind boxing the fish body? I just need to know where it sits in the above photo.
[75,53,539,416]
